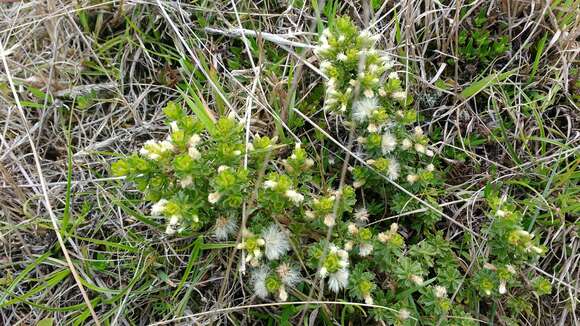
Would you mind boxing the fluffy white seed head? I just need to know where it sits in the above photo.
[387,159,400,180]
[352,97,379,123]
[214,217,238,240]
[251,266,269,299]
[262,225,290,260]
[354,208,369,223]
[276,263,301,287]
[359,243,374,257]
[381,132,397,154]
[328,268,349,293]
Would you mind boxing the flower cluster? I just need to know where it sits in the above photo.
[472,192,546,297]
[315,17,442,227]
[111,16,554,325]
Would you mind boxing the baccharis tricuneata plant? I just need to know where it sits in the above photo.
[112,16,552,325]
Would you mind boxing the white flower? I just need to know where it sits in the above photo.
[165,215,181,235]
[347,223,359,235]
[278,285,288,301]
[251,266,269,299]
[426,164,435,172]
[401,138,412,150]
[214,217,238,240]
[364,294,374,305]
[434,285,447,298]
[377,232,390,243]
[180,176,193,188]
[304,210,315,219]
[360,30,371,40]
[388,71,399,80]
[406,174,419,184]
[159,140,174,152]
[366,123,379,133]
[506,264,516,274]
[188,146,201,160]
[381,55,394,70]
[414,126,424,136]
[392,91,407,101]
[390,223,399,233]
[352,97,379,123]
[208,192,222,204]
[189,134,201,146]
[324,214,336,227]
[151,199,168,216]
[284,189,304,204]
[381,132,397,154]
[483,263,497,270]
[262,225,290,260]
[496,209,506,217]
[276,263,301,287]
[217,165,229,173]
[318,267,328,278]
[498,281,507,294]
[363,89,374,98]
[328,268,349,292]
[165,225,176,235]
[398,308,410,320]
[530,245,543,254]
[426,149,434,157]
[263,180,278,189]
[337,52,348,61]
[169,215,180,226]
[344,240,354,251]
[354,208,369,223]
[410,274,424,286]
[414,143,426,154]
[387,159,400,180]
[320,61,332,72]
[359,243,374,257]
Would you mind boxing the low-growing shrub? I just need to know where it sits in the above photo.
[112,16,550,325]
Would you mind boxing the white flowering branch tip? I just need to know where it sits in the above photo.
[262,225,290,260]
[285,189,304,204]
[208,192,222,204]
